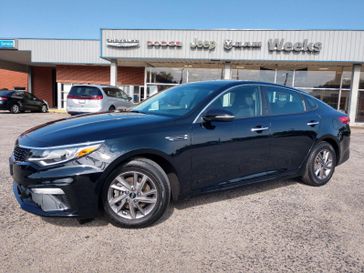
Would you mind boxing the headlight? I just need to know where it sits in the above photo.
[27,142,103,166]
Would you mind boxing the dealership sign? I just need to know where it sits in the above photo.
[105,37,322,54]
[0,39,16,49]
[190,39,216,51]
[147,41,182,48]
[106,38,139,48]
[224,40,262,50]
[268,39,322,53]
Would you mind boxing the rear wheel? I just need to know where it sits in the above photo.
[41,104,48,113]
[10,104,20,114]
[108,105,116,112]
[102,159,170,228]
[301,141,336,186]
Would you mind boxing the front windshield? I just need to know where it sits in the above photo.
[133,83,219,117]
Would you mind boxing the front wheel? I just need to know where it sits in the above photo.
[10,104,20,114]
[301,141,336,186]
[102,159,171,228]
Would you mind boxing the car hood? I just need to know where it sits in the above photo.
[17,112,172,147]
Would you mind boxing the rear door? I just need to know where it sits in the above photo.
[23,92,39,111]
[261,85,320,172]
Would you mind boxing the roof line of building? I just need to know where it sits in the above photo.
[100,28,364,31]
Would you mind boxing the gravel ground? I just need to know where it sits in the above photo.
[0,112,363,273]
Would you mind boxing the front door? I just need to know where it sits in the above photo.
[191,85,272,190]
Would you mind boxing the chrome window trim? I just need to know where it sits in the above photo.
[192,83,262,124]
[18,140,104,150]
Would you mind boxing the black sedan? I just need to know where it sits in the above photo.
[0,90,48,113]
[10,81,350,228]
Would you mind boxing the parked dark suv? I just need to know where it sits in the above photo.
[10,81,350,228]
[0,90,48,113]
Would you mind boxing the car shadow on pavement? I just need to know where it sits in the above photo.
[41,178,297,228]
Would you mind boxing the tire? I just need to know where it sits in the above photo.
[301,141,336,186]
[41,104,48,113]
[108,105,116,112]
[102,158,171,228]
[10,104,20,114]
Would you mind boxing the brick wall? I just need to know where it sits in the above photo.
[0,69,28,90]
[32,67,55,107]
[56,65,144,85]
[118,66,144,85]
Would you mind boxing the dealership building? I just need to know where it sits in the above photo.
[0,29,364,124]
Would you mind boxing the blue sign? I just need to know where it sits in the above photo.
[0,40,16,49]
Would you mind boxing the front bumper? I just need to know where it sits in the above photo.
[10,157,104,219]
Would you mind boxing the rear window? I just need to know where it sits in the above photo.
[68,86,102,98]
[0,90,13,97]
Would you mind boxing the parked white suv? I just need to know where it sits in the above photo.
[67,85,134,115]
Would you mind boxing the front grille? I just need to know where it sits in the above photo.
[13,146,30,162]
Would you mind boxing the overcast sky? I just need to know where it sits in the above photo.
[1,0,363,39]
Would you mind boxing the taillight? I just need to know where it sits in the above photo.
[338,116,350,124]
[0,97,8,101]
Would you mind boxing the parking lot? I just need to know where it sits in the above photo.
[0,112,363,273]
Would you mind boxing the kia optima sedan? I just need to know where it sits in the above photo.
[10,81,350,228]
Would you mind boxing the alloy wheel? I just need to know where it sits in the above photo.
[107,171,158,220]
[41,105,47,112]
[11,104,20,113]
[313,149,334,180]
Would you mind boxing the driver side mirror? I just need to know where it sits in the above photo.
[202,109,235,122]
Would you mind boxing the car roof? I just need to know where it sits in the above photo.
[71,84,118,88]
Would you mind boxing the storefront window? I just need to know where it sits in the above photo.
[360,72,364,90]
[276,70,293,86]
[231,69,275,83]
[304,89,340,109]
[356,91,364,122]
[187,68,223,82]
[147,67,186,84]
[294,69,351,89]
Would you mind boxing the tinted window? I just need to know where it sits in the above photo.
[0,90,14,97]
[262,86,305,115]
[305,96,318,111]
[134,83,219,117]
[11,91,24,99]
[104,88,129,100]
[69,86,102,97]
[206,85,261,119]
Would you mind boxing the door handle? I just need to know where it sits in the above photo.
[307,121,320,126]
[251,126,269,132]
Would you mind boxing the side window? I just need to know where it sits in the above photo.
[103,88,116,98]
[23,92,33,100]
[116,89,129,100]
[305,96,318,111]
[262,86,305,115]
[206,85,261,119]
[12,91,24,99]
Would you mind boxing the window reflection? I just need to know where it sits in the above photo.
[231,68,275,83]
[187,68,223,82]
[294,69,351,89]
[360,72,364,89]
[276,70,293,86]
[356,91,364,122]
[147,68,186,84]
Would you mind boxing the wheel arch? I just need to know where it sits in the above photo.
[317,135,340,164]
[98,149,181,202]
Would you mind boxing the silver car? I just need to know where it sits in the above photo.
[66,85,134,115]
